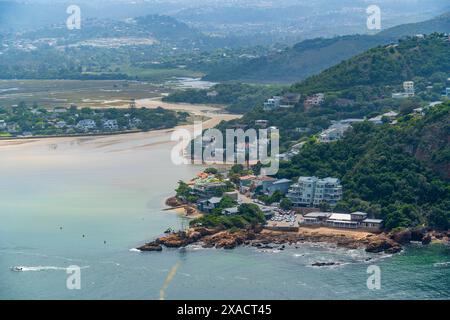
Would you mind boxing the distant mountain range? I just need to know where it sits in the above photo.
[203,13,450,83]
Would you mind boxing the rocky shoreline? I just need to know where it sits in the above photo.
[137,225,449,254]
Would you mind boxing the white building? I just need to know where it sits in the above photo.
[76,119,96,131]
[392,81,415,98]
[287,176,342,207]
[0,120,6,130]
[318,123,351,143]
[403,81,415,96]
[263,96,282,111]
[102,119,119,131]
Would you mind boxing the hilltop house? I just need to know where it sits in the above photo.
[368,111,398,125]
[287,176,342,207]
[304,93,324,110]
[392,81,415,98]
[263,96,282,111]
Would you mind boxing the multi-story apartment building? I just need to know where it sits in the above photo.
[287,176,342,207]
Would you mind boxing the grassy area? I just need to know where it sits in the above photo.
[0,80,169,109]
[81,65,204,82]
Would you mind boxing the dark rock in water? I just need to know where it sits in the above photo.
[422,235,432,245]
[390,229,412,244]
[411,228,426,242]
[312,262,339,267]
[137,242,163,252]
[366,236,402,254]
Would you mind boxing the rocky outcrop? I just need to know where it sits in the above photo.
[390,229,412,244]
[165,196,183,207]
[139,225,448,254]
[365,236,402,254]
[138,243,163,252]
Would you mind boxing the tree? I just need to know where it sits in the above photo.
[204,167,218,175]
[280,198,293,210]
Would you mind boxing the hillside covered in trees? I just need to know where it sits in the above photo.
[277,103,450,230]
[203,13,450,83]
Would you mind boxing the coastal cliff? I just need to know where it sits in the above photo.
[138,226,450,254]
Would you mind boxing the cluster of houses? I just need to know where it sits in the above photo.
[186,170,384,231]
[317,111,399,143]
[0,105,144,137]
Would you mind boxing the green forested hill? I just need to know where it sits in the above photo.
[277,103,450,230]
[291,33,450,94]
[204,13,450,83]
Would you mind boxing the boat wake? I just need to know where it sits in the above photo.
[433,261,450,268]
[10,265,89,272]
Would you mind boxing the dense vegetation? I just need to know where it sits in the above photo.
[277,103,450,230]
[0,103,186,136]
[217,34,450,152]
[291,33,450,94]
[190,203,266,229]
[204,13,450,83]
[163,82,282,114]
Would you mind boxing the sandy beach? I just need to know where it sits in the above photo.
[0,99,241,151]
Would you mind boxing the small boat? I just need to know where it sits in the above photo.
[11,266,24,272]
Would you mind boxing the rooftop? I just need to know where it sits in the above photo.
[328,213,352,221]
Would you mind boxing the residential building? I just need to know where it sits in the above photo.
[263,96,282,111]
[287,176,342,207]
[392,81,415,98]
[255,120,269,128]
[280,93,301,108]
[318,123,351,143]
[0,120,6,130]
[198,197,222,213]
[193,181,227,199]
[444,87,450,98]
[239,175,257,194]
[313,177,343,206]
[403,81,415,96]
[267,179,292,195]
[222,206,239,215]
[76,119,96,131]
[53,107,68,113]
[302,212,331,225]
[369,111,398,124]
[102,119,119,131]
[304,93,324,110]
[55,121,67,128]
[287,176,318,207]
[302,211,382,230]
[224,191,239,201]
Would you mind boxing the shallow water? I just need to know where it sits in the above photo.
[0,133,449,300]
